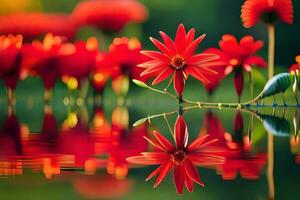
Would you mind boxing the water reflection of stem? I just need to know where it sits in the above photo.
[268,133,275,200]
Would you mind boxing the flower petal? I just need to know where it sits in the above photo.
[149,37,172,56]
[244,56,267,68]
[152,68,174,85]
[184,34,206,59]
[173,70,185,96]
[146,165,162,181]
[159,31,177,55]
[188,134,210,152]
[174,115,188,149]
[144,136,165,151]
[186,28,195,46]
[153,130,175,152]
[154,159,173,188]
[185,175,194,192]
[173,164,185,194]
[183,158,204,186]
[141,50,170,61]
[126,155,163,165]
[174,24,187,54]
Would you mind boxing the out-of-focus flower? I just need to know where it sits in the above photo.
[0,34,23,90]
[0,13,75,40]
[241,0,294,28]
[209,35,267,100]
[21,33,65,90]
[139,24,220,97]
[289,55,300,73]
[127,115,224,194]
[72,0,148,32]
[56,37,99,88]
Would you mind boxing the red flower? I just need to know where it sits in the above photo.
[241,0,294,28]
[289,55,300,74]
[139,24,220,97]
[21,33,65,89]
[0,13,75,40]
[0,34,23,90]
[72,0,148,32]
[127,115,224,194]
[56,37,99,85]
[210,35,267,100]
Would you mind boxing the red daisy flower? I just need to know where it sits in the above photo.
[241,0,294,28]
[0,13,76,40]
[289,55,300,74]
[56,37,99,86]
[210,35,267,100]
[139,24,220,97]
[21,33,65,90]
[0,34,23,90]
[127,115,224,194]
[72,0,148,32]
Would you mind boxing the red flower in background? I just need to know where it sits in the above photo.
[56,37,99,86]
[127,115,224,194]
[72,0,148,32]
[139,24,220,97]
[0,34,23,90]
[0,13,75,40]
[289,55,300,74]
[241,0,294,28]
[21,33,65,89]
[209,35,267,100]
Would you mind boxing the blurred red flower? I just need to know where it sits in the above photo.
[209,35,267,100]
[0,34,23,90]
[72,0,148,32]
[127,115,224,194]
[289,55,300,74]
[21,33,65,89]
[139,24,220,97]
[0,13,76,40]
[56,37,99,86]
[241,0,294,28]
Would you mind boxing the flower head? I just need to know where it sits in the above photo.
[0,13,75,40]
[21,33,65,89]
[127,115,224,194]
[0,34,23,89]
[139,24,220,97]
[72,0,148,32]
[209,35,267,99]
[241,0,294,28]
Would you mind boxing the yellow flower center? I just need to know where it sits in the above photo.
[171,55,186,70]
[171,150,187,165]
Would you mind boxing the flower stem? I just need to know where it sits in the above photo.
[268,23,275,79]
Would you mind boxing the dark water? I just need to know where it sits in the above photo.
[0,96,299,200]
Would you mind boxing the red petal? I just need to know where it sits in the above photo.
[240,35,254,47]
[189,154,225,166]
[138,60,167,69]
[140,64,168,76]
[159,31,177,55]
[144,136,166,151]
[174,115,188,149]
[154,159,173,188]
[185,174,194,192]
[174,24,187,54]
[173,164,185,194]
[146,165,162,181]
[126,155,163,165]
[244,56,267,68]
[184,66,210,84]
[141,50,170,61]
[184,34,206,59]
[152,68,174,85]
[173,70,185,96]
[189,53,219,65]
[153,130,175,152]
[186,28,195,46]
[183,158,204,186]
[188,134,210,151]
[149,37,172,56]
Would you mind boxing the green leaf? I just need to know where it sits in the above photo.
[132,79,148,88]
[261,73,292,98]
[261,114,291,137]
[133,117,148,127]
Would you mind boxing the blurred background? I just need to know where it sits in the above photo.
[0,0,300,200]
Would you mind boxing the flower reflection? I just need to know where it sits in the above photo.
[290,136,300,164]
[127,115,224,194]
[201,111,267,180]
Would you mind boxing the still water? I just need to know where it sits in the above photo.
[0,95,299,200]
